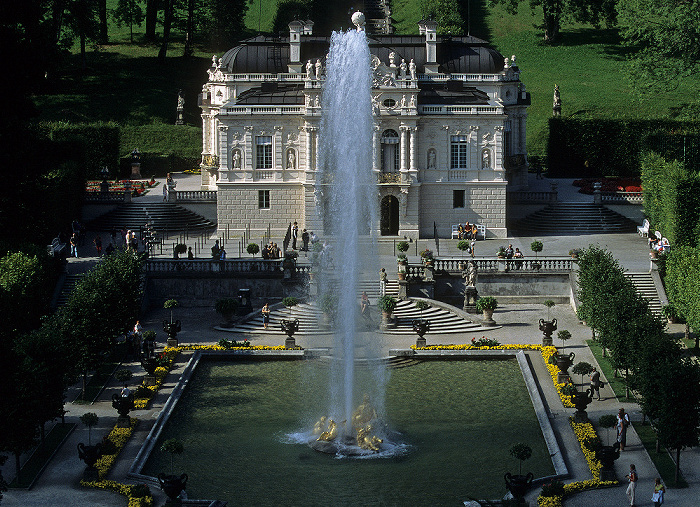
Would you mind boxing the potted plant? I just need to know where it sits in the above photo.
[173,243,187,259]
[77,412,101,478]
[539,300,557,346]
[497,246,506,258]
[319,293,338,329]
[378,295,397,329]
[554,330,575,379]
[596,414,620,478]
[163,299,181,347]
[475,296,497,325]
[281,296,300,347]
[397,255,407,280]
[531,240,543,269]
[246,242,260,257]
[396,241,409,256]
[457,240,470,269]
[158,439,187,502]
[539,480,565,501]
[215,298,239,326]
[420,248,434,266]
[504,443,534,500]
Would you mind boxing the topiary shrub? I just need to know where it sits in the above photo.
[246,243,260,256]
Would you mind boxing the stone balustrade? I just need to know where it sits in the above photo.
[507,191,558,204]
[174,190,217,202]
[146,258,284,274]
[601,192,643,204]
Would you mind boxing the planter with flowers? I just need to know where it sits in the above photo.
[163,299,181,347]
[504,443,534,500]
[378,295,397,330]
[475,296,497,325]
[539,300,557,346]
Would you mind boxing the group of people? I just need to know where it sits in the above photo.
[211,240,227,260]
[649,235,670,253]
[456,222,479,240]
[261,242,282,259]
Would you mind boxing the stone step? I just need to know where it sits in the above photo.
[87,203,216,233]
[55,274,83,308]
[510,202,637,236]
[624,272,663,317]
[222,299,496,336]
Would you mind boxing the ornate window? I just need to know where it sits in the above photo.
[451,135,468,169]
[256,136,272,169]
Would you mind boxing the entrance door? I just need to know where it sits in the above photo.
[380,195,399,236]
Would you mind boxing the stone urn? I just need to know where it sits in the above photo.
[141,356,159,386]
[158,473,188,501]
[482,308,496,326]
[539,318,557,346]
[111,393,134,427]
[77,442,102,479]
[412,319,430,348]
[597,443,620,480]
[504,472,534,500]
[163,320,181,347]
[572,388,594,423]
[281,318,299,348]
[555,351,575,382]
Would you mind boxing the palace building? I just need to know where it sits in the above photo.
[199,19,530,239]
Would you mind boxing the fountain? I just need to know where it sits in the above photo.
[307,13,387,455]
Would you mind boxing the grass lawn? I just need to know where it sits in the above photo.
[8,423,76,489]
[586,339,632,401]
[636,422,689,488]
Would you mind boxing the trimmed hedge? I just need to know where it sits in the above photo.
[119,124,202,177]
[641,152,700,248]
[547,119,700,178]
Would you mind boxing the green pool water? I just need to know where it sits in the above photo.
[142,359,554,506]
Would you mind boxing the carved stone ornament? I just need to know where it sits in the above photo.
[371,55,396,88]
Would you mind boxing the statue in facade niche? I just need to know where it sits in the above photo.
[482,149,491,169]
[400,59,407,79]
[388,51,396,67]
[287,149,296,169]
[232,150,241,168]
[315,59,322,80]
[553,84,561,117]
[409,59,416,80]
[427,149,436,169]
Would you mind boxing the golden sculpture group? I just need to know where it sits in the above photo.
[312,394,383,452]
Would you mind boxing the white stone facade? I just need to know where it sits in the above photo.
[199,20,530,239]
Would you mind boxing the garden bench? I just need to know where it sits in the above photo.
[637,219,649,237]
[451,224,485,240]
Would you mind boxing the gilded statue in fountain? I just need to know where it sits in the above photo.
[311,395,383,452]
[352,394,377,429]
[316,418,343,442]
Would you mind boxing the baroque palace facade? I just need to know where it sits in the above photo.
[199,19,530,239]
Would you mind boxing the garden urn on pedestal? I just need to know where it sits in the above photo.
[412,319,430,348]
[111,392,134,428]
[281,319,299,348]
[504,443,534,501]
[378,295,397,330]
[573,388,594,423]
[163,299,181,347]
[475,296,497,326]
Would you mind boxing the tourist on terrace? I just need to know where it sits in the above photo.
[261,303,270,329]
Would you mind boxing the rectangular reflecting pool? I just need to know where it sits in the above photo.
[142,358,555,505]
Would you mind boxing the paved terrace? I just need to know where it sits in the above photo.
[3,175,696,506]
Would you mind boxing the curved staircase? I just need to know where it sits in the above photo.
[86,202,215,233]
[510,202,637,236]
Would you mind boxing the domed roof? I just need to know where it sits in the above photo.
[218,34,505,75]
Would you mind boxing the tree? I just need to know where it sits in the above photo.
[145,0,159,40]
[202,0,249,50]
[490,0,616,43]
[63,0,101,70]
[665,247,700,349]
[420,0,464,34]
[158,0,175,60]
[618,0,700,93]
[111,0,145,43]
[98,0,108,43]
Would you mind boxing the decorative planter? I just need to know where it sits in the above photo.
[597,444,620,480]
[504,472,534,500]
[482,309,495,326]
[555,352,575,372]
[539,318,557,346]
[77,442,102,479]
[111,393,134,426]
[572,388,594,423]
[397,272,406,281]
[158,473,188,501]
[281,319,299,348]
[163,320,181,346]
[412,319,430,347]
[380,311,395,330]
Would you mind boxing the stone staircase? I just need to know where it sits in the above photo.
[225,297,496,336]
[625,272,664,317]
[53,273,83,309]
[510,202,638,236]
[86,202,216,233]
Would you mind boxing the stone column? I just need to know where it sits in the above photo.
[372,126,380,172]
[400,127,407,171]
[409,127,417,171]
[313,128,320,170]
[305,126,313,170]
[218,125,229,173]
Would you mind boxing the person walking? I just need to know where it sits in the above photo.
[292,221,299,250]
[70,233,79,258]
[301,229,309,252]
[93,235,103,257]
[261,303,270,329]
[617,408,631,450]
[625,464,637,506]
[379,268,387,296]
[652,477,665,506]
[589,367,601,400]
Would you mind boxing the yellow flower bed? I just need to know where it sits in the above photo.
[81,419,154,506]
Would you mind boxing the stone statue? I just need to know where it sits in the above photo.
[401,94,407,108]
[399,59,407,79]
[504,57,510,68]
[232,149,241,168]
[388,51,396,67]
[553,84,561,117]
[465,260,477,286]
[177,89,184,109]
[482,149,491,169]
[409,59,416,80]
[357,425,383,451]
[315,59,322,80]
[314,95,320,107]
[287,149,296,169]
[511,55,517,66]
[427,149,436,169]
[211,55,218,67]
[306,60,313,79]
[409,95,415,108]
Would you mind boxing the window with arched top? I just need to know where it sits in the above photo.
[381,130,399,173]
